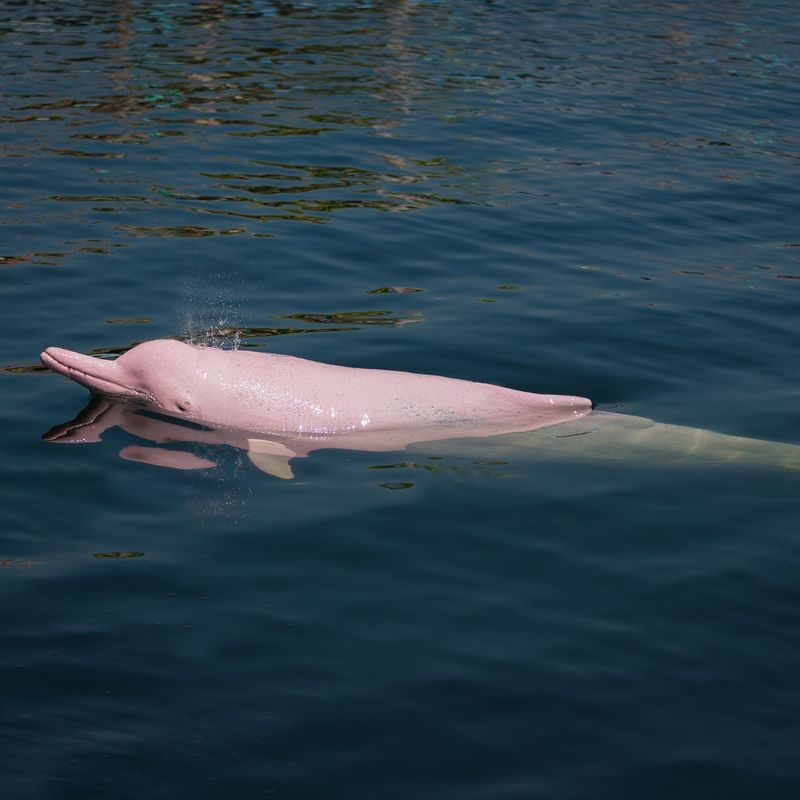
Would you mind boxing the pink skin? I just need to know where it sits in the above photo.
[40,340,592,449]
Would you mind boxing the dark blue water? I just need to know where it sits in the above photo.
[2,2,799,797]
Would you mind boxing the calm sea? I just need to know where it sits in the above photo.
[2,2,799,798]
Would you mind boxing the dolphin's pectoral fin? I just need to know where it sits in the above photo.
[248,452,294,480]
[247,439,296,480]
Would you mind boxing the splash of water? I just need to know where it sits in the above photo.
[180,266,245,350]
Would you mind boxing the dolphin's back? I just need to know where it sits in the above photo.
[209,348,592,436]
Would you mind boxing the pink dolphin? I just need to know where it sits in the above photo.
[40,339,591,476]
[40,340,800,477]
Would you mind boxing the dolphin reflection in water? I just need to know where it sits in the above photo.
[41,340,799,479]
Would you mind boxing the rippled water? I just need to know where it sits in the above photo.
[2,2,799,798]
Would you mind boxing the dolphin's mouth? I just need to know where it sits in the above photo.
[40,347,152,401]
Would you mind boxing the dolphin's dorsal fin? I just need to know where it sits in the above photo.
[247,438,296,480]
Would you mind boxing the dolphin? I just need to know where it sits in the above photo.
[40,339,799,478]
[40,338,591,440]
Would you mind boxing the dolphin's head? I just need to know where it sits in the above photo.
[41,339,204,417]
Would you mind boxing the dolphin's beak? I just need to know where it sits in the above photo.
[40,347,145,399]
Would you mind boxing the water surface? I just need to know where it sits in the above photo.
[1,2,799,798]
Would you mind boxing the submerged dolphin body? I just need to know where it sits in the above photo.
[40,339,799,478]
